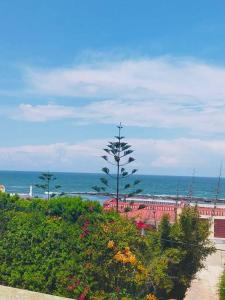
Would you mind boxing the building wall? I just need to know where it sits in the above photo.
[0,285,72,300]
[201,215,225,238]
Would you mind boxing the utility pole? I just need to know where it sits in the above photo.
[213,163,223,215]
[175,182,179,221]
[187,168,196,205]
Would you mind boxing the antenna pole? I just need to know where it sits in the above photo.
[175,182,179,221]
[188,168,196,205]
[213,162,223,215]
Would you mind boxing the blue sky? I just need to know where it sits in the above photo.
[1,0,225,176]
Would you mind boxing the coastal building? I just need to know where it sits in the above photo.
[10,185,33,199]
[0,184,5,193]
[103,198,225,239]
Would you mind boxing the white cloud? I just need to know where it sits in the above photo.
[17,56,225,133]
[69,99,225,133]
[25,57,225,102]
[11,99,225,134]
[0,141,104,171]
[0,138,225,176]
[12,103,76,122]
[2,56,225,175]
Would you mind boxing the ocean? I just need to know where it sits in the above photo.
[0,171,224,201]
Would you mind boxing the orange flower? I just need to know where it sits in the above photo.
[107,240,115,249]
[145,294,157,300]
[102,224,109,233]
[129,254,137,265]
[113,247,137,265]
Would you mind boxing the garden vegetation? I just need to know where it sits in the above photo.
[219,270,225,299]
[0,193,214,300]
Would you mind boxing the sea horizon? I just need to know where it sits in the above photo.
[0,169,222,179]
[0,170,224,200]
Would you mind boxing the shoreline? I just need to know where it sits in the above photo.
[60,192,225,203]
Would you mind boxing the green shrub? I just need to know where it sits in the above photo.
[124,206,132,212]
[219,269,225,299]
[0,194,215,300]
[138,204,146,210]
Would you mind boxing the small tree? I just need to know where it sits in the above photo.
[158,207,215,300]
[158,214,171,249]
[92,123,142,212]
[35,172,61,200]
[124,206,132,212]
[138,204,146,210]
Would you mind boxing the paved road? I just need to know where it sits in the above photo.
[185,242,225,300]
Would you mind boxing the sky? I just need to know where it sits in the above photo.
[1,0,225,176]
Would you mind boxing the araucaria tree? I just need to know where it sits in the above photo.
[92,123,142,212]
[35,172,61,200]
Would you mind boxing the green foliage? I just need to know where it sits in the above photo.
[155,207,215,300]
[0,193,214,300]
[158,215,171,250]
[219,270,225,300]
[46,196,102,222]
[124,206,132,212]
[138,204,146,210]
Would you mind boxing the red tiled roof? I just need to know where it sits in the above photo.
[104,199,176,224]
[103,198,225,224]
[121,207,175,223]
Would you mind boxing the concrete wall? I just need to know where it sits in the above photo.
[0,285,73,300]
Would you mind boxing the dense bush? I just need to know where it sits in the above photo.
[0,193,214,300]
[219,270,225,299]
[138,204,146,210]
[124,206,132,212]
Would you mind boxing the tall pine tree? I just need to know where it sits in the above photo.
[92,123,142,212]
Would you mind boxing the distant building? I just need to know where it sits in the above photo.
[0,184,6,193]
[103,198,225,239]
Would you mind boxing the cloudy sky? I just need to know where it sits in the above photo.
[1,0,225,176]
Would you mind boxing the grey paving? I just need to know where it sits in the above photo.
[185,242,225,300]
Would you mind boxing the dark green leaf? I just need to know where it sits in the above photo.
[121,144,131,151]
[124,150,133,156]
[134,180,141,185]
[92,186,101,193]
[128,157,135,163]
[124,184,131,189]
[102,167,109,174]
[100,178,108,186]
[114,156,120,162]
